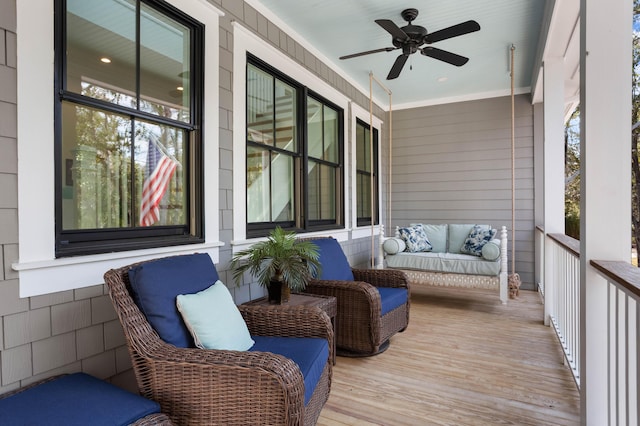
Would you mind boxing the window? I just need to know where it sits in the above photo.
[55,0,204,257]
[355,119,379,227]
[246,56,344,236]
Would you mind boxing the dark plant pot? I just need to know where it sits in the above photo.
[267,280,290,304]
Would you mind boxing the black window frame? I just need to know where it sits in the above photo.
[54,0,205,257]
[246,54,344,238]
[355,118,379,227]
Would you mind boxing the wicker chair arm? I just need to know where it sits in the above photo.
[239,304,333,341]
[351,268,410,289]
[304,279,381,353]
[305,278,381,309]
[130,339,306,425]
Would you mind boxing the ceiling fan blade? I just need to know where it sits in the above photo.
[387,54,408,80]
[340,47,397,60]
[375,19,409,41]
[425,20,481,44]
[421,47,469,66]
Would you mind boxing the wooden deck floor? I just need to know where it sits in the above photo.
[317,286,581,426]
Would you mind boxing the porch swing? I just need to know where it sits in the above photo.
[369,47,519,301]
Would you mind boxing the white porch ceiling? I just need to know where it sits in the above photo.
[249,0,549,109]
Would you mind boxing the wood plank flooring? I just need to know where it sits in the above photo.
[317,286,580,426]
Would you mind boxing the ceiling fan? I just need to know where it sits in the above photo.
[340,8,480,80]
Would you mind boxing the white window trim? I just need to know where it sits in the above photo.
[231,22,350,251]
[350,103,383,240]
[14,0,223,297]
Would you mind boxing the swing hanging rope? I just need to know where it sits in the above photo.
[369,72,392,268]
[509,44,521,297]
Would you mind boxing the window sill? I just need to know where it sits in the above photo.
[230,229,349,253]
[351,226,381,240]
[13,241,224,297]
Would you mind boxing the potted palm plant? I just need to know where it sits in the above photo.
[230,227,321,304]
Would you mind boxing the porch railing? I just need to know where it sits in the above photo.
[546,232,581,387]
[590,260,639,426]
[538,228,640,424]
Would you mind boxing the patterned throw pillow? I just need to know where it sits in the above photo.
[398,224,433,252]
[460,225,497,256]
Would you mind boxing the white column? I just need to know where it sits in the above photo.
[543,58,566,326]
[533,103,544,294]
[580,0,632,423]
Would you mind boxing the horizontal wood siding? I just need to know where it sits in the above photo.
[388,95,535,288]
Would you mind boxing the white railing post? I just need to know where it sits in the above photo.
[499,226,508,304]
[535,227,545,297]
[377,223,386,269]
[544,233,556,326]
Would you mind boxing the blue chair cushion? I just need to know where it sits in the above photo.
[377,287,409,316]
[311,238,355,281]
[0,373,160,426]
[128,253,220,347]
[249,336,329,405]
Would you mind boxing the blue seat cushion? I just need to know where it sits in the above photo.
[311,238,355,281]
[0,373,160,426]
[249,336,329,405]
[377,287,408,316]
[128,253,220,347]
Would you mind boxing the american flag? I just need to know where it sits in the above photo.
[139,137,178,227]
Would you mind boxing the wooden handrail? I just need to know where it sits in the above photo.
[548,233,580,257]
[590,260,640,298]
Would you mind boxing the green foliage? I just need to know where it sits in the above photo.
[230,227,321,291]
[564,107,581,238]
[565,205,580,240]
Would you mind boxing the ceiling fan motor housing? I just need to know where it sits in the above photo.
[392,24,428,49]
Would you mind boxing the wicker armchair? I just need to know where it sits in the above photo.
[302,237,410,356]
[104,254,333,425]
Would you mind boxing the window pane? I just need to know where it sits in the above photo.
[247,147,295,223]
[357,172,372,219]
[247,65,275,146]
[307,97,322,159]
[61,102,132,230]
[139,3,191,123]
[308,161,335,221]
[356,123,365,169]
[275,80,296,151]
[66,0,136,107]
[247,146,270,222]
[357,122,371,172]
[323,106,338,163]
[270,152,295,222]
[135,121,186,227]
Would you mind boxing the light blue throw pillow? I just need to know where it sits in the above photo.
[176,280,255,351]
[481,239,501,261]
[383,237,406,254]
